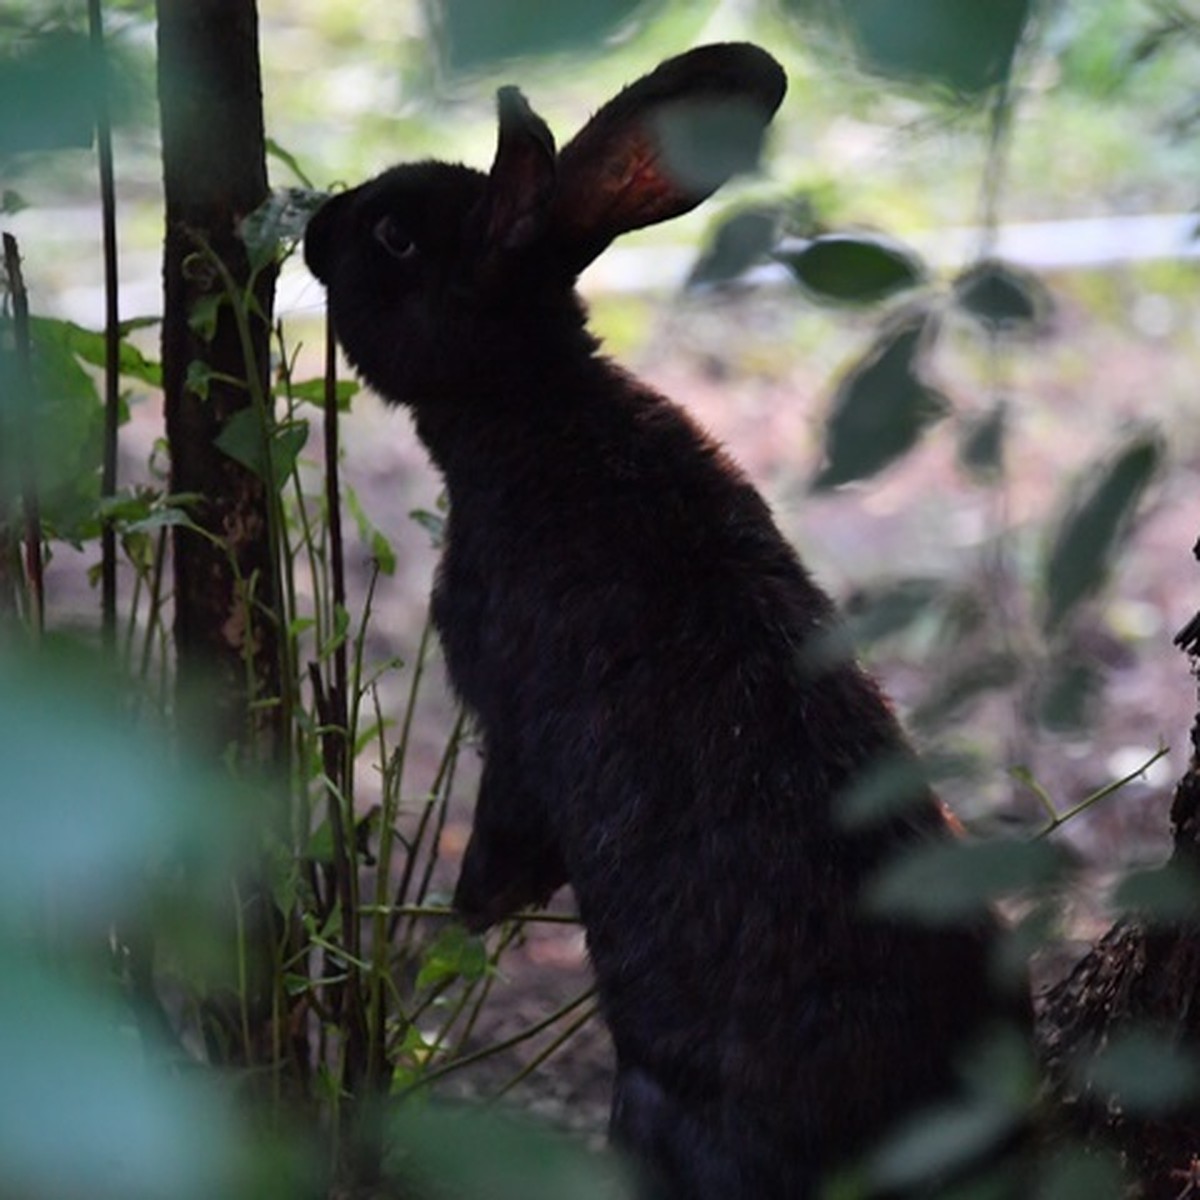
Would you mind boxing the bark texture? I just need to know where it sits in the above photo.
[156,0,278,756]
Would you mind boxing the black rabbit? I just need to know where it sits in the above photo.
[305,43,1013,1199]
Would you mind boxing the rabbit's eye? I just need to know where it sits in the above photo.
[373,215,417,260]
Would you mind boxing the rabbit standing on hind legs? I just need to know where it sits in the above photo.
[305,43,1015,1200]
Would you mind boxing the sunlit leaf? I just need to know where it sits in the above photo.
[425,0,666,73]
[687,205,782,288]
[286,376,359,411]
[953,259,1051,333]
[777,232,925,305]
[813,311,949,490]
[867,837,1066,924]
[1041,432,1163,634]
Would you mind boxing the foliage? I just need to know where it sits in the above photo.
[2,0,1199,1197]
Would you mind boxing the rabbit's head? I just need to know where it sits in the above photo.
[304,43,786,410]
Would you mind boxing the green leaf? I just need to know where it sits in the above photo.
[959,400,1008,481]
[416,925,489,990]
[912,651,1022,731]
[0,956,236,1200]
[30,315,161,388]
[782,0,1033,99]
[185,359,213,399]
[867,837,1066,924]
[213,408,309,487]
[427,0,667,73]
[869,1097,1018,1191]
[2,188,27,214]
[409,507,446,549]
[1114,862,1200,924]
[1036,1147,1126,1200]
[0,29,95,154]
[1076,1028,1200,1115]
[953,259,1051,332]
[285,376,359,411]
[1041,432,1163,634]
[777,232,925,305]
[188,294,223,343]
[812,311,949,490]
[240,187,330,273]
[687,206,783,288]
[391,1106,631,1200]
[1035,656,1101,733]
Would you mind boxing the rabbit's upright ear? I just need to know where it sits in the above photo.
[549,43,786,274]
[472,85,558,270]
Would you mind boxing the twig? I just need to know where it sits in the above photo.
[88,0,121,650]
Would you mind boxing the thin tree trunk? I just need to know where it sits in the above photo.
[156,0,279,759]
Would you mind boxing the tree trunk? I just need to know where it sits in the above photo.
[1037,536,1200,1197]
[156,0,279,759]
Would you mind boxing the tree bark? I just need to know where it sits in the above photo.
[1037,536,1200,1198]
[156,0,279,758]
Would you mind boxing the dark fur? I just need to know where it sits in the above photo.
[306,44,1005,1198]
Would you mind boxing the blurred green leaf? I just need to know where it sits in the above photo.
[959,399,1008,481]
[777,232,926,305]
[0,650,241,920]
[813,311,949,489]
[1114,862,1200,923]
[912,651,1022,732]
[1036,655,1102,733]
[214,408,309,486]
[953,259,1052,333]
[782,0,1033,99]
[1035,1146,1126,1200]
[869,1096,1017,1191]
[0,28,95,154]
[392,1105,633,1199]
[425,0,665,73]
[652,96,780,195]
[0,957,235,1200]
[867,837,1065,924]
[1075,1027,1200,1116]
[687,205,783,288]
[2,187,27,213]
[1041,431,1163,634]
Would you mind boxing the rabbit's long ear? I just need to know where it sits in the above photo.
[474,86,558,261]
[550,43,786,274]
